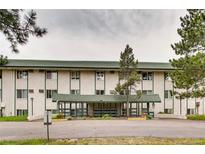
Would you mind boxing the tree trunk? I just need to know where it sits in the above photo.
[126,94,129,117]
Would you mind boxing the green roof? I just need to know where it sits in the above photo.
[0,59,172,70]
[52,93,161,103]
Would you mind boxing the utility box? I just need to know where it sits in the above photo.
[44,110,52,125]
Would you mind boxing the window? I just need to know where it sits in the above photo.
[17,89,27,98]
[71,71,80,80]
[164,90,173,99]
[29,89,34,93]
[96,72,104,80]
[142,72,153,80]
[39,89,44,93]
[0,70,2,79]
[187,109,195,115]
[70,89,80,95]
[46,71,57,79]
[96,90,105,95]
[164,72,171,81]
[110,90,116,95]
[46,90,57,98]
[17,71,28,79]
[17,109,28,116]
[142,90,153,95]
[164,109,173,114]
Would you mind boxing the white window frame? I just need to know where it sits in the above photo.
[46,71,57,79]
[70,89,80,95]
[17,89,27,98]
[46,89,57,98]
[142,72,153,80]
[96,90,105,95]
[164,90,173,99]
[96,72,104,80]
[71,71,80,80]
[17,71,28,79]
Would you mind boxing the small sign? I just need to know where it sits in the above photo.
[44,110,52,125]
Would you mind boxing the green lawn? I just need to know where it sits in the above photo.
[0,116,28,121]
[1,137,205,145]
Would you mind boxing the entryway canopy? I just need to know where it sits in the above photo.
[52,93,161,103]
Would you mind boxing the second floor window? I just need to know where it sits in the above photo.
[17,71,28,79]
[71,71,80,80]
[70,89,80,95]
[96,72,104,80]
[96,90,105,95]
[142,90,153,95]
[17,89,27,98]
[164,72,172,81]
[46,71,57,79]
[46,90,57,98]
[142,72,153,80]
[164,90,173,99]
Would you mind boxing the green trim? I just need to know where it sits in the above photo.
[2,59,173,70]
[53,93,161,103]
[14,70,16,116]
[44,71,46,111]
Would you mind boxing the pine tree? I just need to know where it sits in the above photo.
[170,9,205,105]
[115,44,141,117]
[0,9,47,64]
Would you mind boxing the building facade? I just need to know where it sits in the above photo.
[0,59,204,118]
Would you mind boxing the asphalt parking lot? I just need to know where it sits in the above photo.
[1,119,205,140]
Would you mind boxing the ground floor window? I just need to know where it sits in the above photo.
[187,108,195,115]
[17,109,28,116]
[58,102,88,117]
[164,109,173,114]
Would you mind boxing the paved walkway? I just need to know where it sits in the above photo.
[1,119,205,140]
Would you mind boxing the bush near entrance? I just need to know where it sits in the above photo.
[187,115,205,121]
[0,116,27,121]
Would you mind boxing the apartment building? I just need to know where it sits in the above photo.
[0,59,204,118]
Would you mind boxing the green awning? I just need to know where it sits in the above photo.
[52,93,161,103]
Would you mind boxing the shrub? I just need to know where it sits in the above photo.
[187,115,205,121]
[146,115,152,120]
[101,114,112,120]
[0,116,27,121]
[67,116,72,120]
[56,114,64,119]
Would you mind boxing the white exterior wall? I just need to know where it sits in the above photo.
[28,70,45,116]
[58,71,70,94]
[81,71,95,95]
[1,68,205,117]
[2,70,15,116]
[105,71,118,95]
[153,72,164,114]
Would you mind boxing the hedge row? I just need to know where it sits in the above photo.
[187,115,205,121]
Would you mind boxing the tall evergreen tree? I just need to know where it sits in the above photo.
[170,9,205,107]
[0,9,47,64]
[115,44,141,117]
